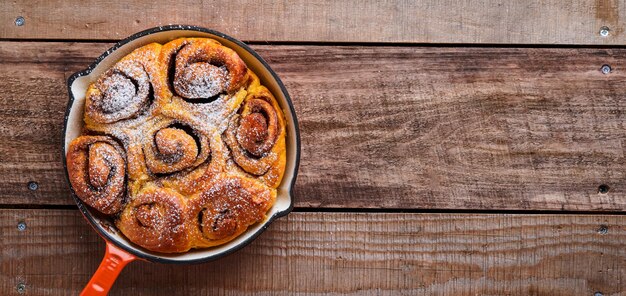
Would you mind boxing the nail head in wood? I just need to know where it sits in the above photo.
[598,184,610,194]
[597,225,608,235]
[16,283,25,294]
[14,16,25,27]
[27,181,38,191]
[599,26,610,37]
[595,292,604,296]
[601,64,611,74]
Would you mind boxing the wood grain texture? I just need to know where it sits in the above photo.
[1,210,625,295]
[2,42,626,211]
[1,0,626,45]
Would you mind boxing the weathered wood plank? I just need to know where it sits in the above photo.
[1,210,625,295]
[1,0,625,45]
[2,42,626,211]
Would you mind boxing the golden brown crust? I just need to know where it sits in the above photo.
[116,186,190,253]
[68,38,287,253]
[224,82,287,188]
[66,136,126,214]
[159,38,248,100]
[84,43,164,125]
[142,119,211,175]
[185,175,276,248]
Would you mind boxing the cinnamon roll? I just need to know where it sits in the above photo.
[157,38,249,135]
[143,120,210,175]
[84,43,163,126]
[186,175,276,247]
[116,186,190,253]
[66,136,126,214]
[67,37,288,253]
[224,84,287,187]
[159,38,248,100]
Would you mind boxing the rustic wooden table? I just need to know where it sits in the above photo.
[2,1,626,295]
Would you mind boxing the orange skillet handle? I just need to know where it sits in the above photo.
[81,241,136,296]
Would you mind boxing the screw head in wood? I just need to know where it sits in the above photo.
[599,26,610,37]
[16,283,26,294]
[595,292,604,296]
[17,221,26,231]
[14,16,25,26]
[598,184,610,194]
[601,65,612,74]
[27,181,38,191]
[597,225,608,234]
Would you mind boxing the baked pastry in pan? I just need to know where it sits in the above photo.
[66,38,286,253]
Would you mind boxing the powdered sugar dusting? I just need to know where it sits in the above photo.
[100,73,137,113]
[174,63,229,99]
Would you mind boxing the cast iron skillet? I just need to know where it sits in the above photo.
[64,25,300,295]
